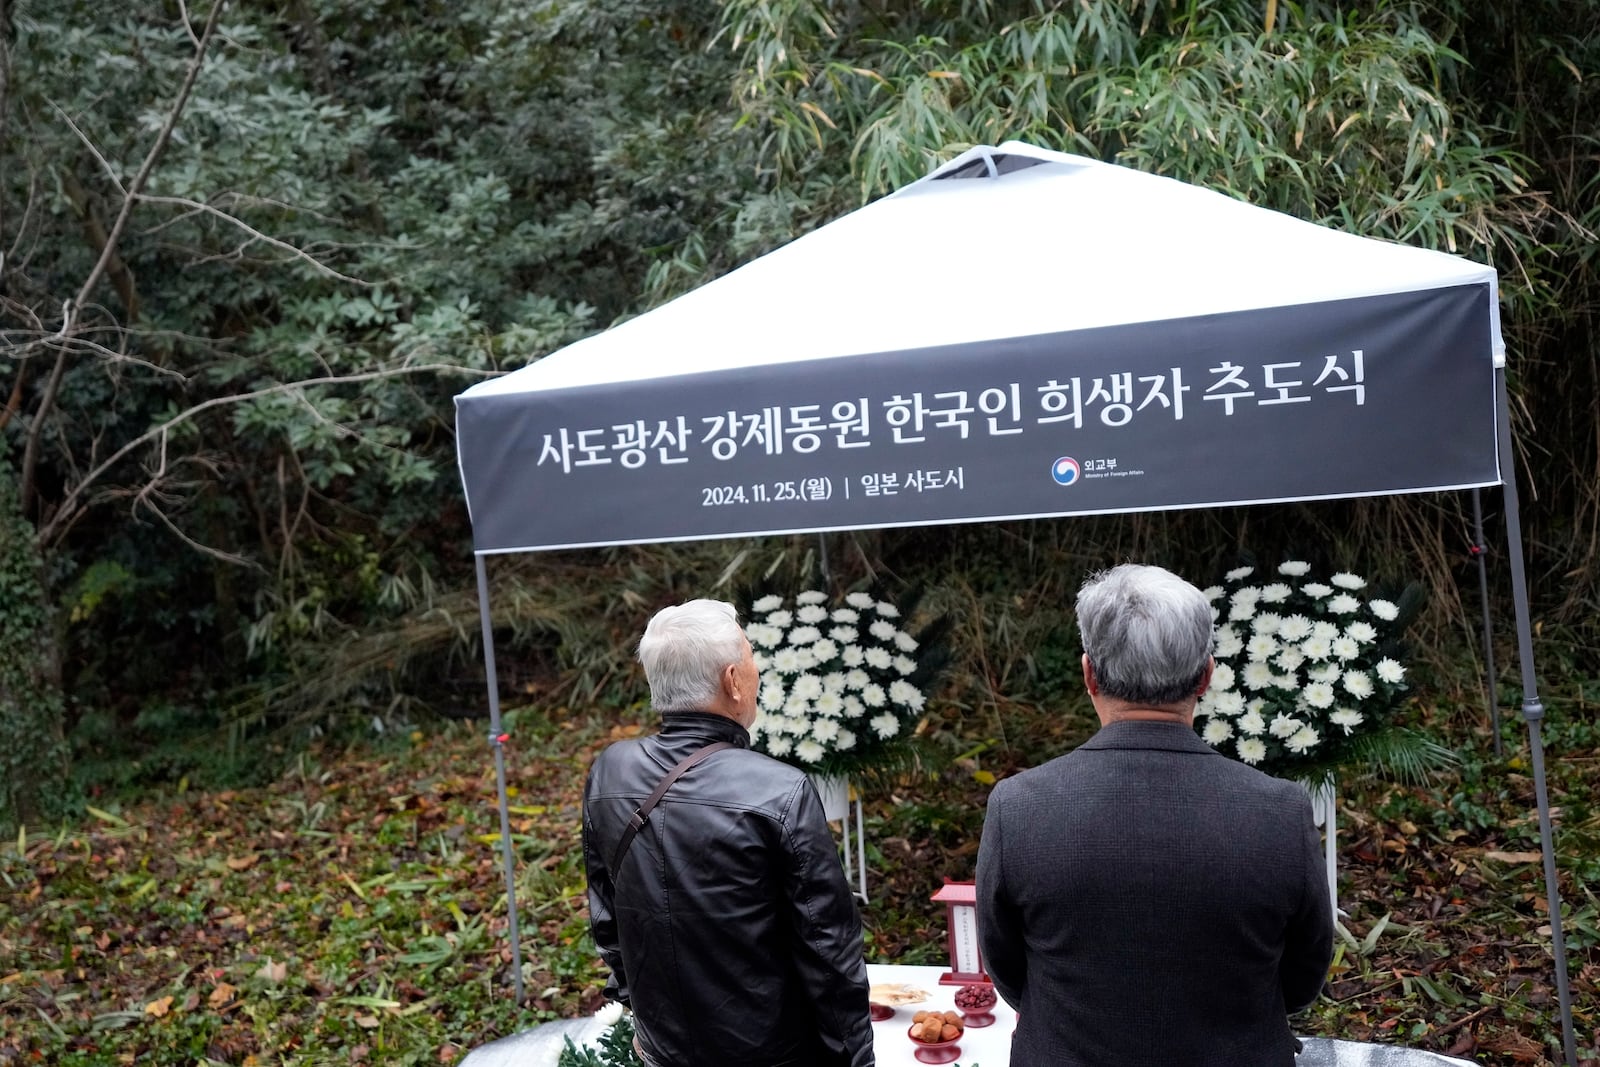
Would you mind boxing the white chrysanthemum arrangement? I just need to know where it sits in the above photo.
[1193,561,1420,780]
[744,589,944,777]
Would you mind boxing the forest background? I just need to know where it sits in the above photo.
[1,0,1598,1063]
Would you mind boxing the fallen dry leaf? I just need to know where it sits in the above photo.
[144,996,173,1018]
[257,959,287,983]
[225,853,259,871]
[354,1014,380,1029]
[208,982,239,1010]
[1483,850,1542,863]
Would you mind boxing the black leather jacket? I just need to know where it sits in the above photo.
[583,712,873,1067]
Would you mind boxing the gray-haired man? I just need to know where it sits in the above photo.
[582,599,874,1067]
[976,564,1332,1066]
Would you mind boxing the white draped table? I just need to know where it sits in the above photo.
[868,964,1015,1065]
[458,964,1477,1066]
[864,964,1476,1067]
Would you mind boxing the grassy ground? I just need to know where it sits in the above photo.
[1,698,1596,1066]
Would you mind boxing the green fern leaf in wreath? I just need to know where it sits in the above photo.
[557,1013,642,1067]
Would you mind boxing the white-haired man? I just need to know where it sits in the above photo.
[976,564,1332,1066]
[582,599,874,1067]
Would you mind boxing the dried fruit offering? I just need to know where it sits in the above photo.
[954,984,997,1011]
[909,1010,963,1042]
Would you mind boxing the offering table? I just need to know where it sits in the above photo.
[865,964,1477,1067]
[868,963,1014,1065]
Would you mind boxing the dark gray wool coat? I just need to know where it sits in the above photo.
[976,719,1333,1067]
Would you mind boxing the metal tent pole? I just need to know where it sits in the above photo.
[1495,370,1576,1066]
[476,554,526,1004]
[1470,489,1502,756]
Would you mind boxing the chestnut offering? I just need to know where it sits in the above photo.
[910,1010,963,1043]
[953,985,997,1012]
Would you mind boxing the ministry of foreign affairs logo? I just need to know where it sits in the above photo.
[1051,456,1081,486]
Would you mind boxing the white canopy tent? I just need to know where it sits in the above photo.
[454,143,1575,1063]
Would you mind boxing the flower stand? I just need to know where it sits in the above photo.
[1303,780,1340,917]
[810,773,869,903]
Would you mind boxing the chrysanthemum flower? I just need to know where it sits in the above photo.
[1277,615,1314,641]
[1302,682,1336,709]
[1329,708,1364,734]
[1342,670,1374,698]
[1326,594,1360,615]
[1285,725,1320,753]
[1345,621,1378,644]
[1212,691,1246,716]
[1242,662,1276,690]
[1269,715,1304,738]
[788,625,822,646]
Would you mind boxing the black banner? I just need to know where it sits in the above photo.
[455,285,1499,553]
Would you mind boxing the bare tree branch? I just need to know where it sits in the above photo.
[135,193,372,285]
[176,0,203,50]
[37,334,189,380]
[292,389,411,460]
[0,0,12,246]
[5,166,44,267]
[20,0,227,517]
[48,98,129,195]
[38,362,500,547]
[125,438,258,567]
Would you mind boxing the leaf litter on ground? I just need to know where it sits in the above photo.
[0,704,1594,1065]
